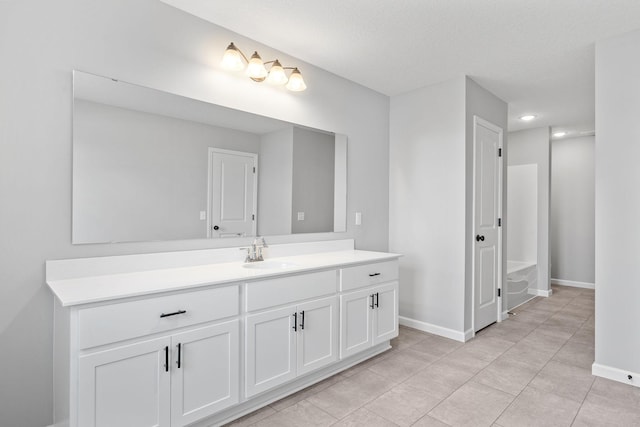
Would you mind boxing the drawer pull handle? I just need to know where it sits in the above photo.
[160,310,187,318]
[300,310,305,330]
[164,346,169,372]
[292,312,298,332]
[369,273,381,277]
[176,343,182,369]
[370,294,375,309]
[375,292,380,308]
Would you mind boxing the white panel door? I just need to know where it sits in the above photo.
[208,148,257,238]
[340,288,373,359]
[372,282,399,345]
[297,296,338,376]
[170,320,239,427]
[78,337,171,427]
[245,306,297,397]
[473,116,503,331]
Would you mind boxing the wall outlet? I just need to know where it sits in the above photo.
[355,212,362,225]
[199,211,206,220]
[297,212,305,221]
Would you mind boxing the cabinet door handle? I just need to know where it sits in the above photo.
[300,310,305,330]
[292,312,298,332]
[160,310,187,318]
[164,346,169,372]
[369,273,381,277]
[370,294,375,309]
[176,343,182,369]
[375,292,380,308]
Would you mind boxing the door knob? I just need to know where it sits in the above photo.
[475,235,485,242]
[213,225,219,230]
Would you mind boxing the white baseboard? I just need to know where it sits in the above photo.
[551,278,595,290]
[399,316,469,342]
[592,363,639,388]
[528,288,553,297]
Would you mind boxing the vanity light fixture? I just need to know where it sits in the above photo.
[221,42,307,91]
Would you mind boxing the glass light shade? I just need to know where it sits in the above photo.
[221,43,244,71]
[247,51,268,80]
[286,68,307,91]
[266,60,288,85]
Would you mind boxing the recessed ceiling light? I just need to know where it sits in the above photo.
[519,115,537,121]
[553,131,567,138]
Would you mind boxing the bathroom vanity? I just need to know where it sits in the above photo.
[47,240,400,427]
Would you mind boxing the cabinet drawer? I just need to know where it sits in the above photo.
[340,260,398,291]
[78,285,239,349]
[245,270,337,312]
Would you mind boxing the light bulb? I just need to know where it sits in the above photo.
[267,60,288,85]
[221,43,244,71]
[247,51,268,81]
[285,68,307,91]
[519,115,536,121]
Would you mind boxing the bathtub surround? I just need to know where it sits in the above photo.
[594,29,640,388]
[389,76,507,341]
[550,135,595,287]
[507,127,552,297]
[0,1,390,425]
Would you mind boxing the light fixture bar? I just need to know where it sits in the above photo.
[221,42,306,91]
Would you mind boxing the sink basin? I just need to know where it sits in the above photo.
[243,261,300,270]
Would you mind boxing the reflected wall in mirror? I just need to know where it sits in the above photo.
[72,71,347,244]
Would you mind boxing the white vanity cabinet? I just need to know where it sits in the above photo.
[244,271,339,397]
[48,242,401,427]
[58,285,240,427]
[339,260,399,359]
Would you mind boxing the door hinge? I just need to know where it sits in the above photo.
[497,288,501,297]
[252,214,255,220]
[253,166,256,173]
[498,218,502,227]
[498,148,502,157]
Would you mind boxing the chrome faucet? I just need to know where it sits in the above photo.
[240,237,268,263]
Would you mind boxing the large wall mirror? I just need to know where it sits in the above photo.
[72,71,347,244]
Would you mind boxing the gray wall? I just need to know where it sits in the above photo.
[550,136,595,284]
[594,29,640,381]
[291,127,335,234]
[73,99,260,243]
[390,77,467,335]
[507,127,551,292]
[0,0,390,425]
[258,128,293,236]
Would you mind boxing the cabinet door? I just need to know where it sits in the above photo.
[373,282,399,345]
[78,337,171,427]
[340,288,374,359]
[297,296,338,376]
[170,320,240,427]
[246,306,297,397]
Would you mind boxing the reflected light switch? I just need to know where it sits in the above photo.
[297,212,305,221]
[199,211,206,220]
[355,212,362,225]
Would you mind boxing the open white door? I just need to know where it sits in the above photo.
[473,116,503,332]
[208,148,257,238]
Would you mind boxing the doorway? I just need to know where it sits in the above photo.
[207,148,258,238]
[472,116,504,332]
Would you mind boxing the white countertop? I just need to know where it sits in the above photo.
[47,250,401,307]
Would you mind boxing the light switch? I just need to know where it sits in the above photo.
[297,212,305,221]
[199,211,206,220]
[355,212,362,225]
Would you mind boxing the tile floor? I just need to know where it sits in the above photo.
[226,285,640,426]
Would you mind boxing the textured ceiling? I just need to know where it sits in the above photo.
[162,0,640,133]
